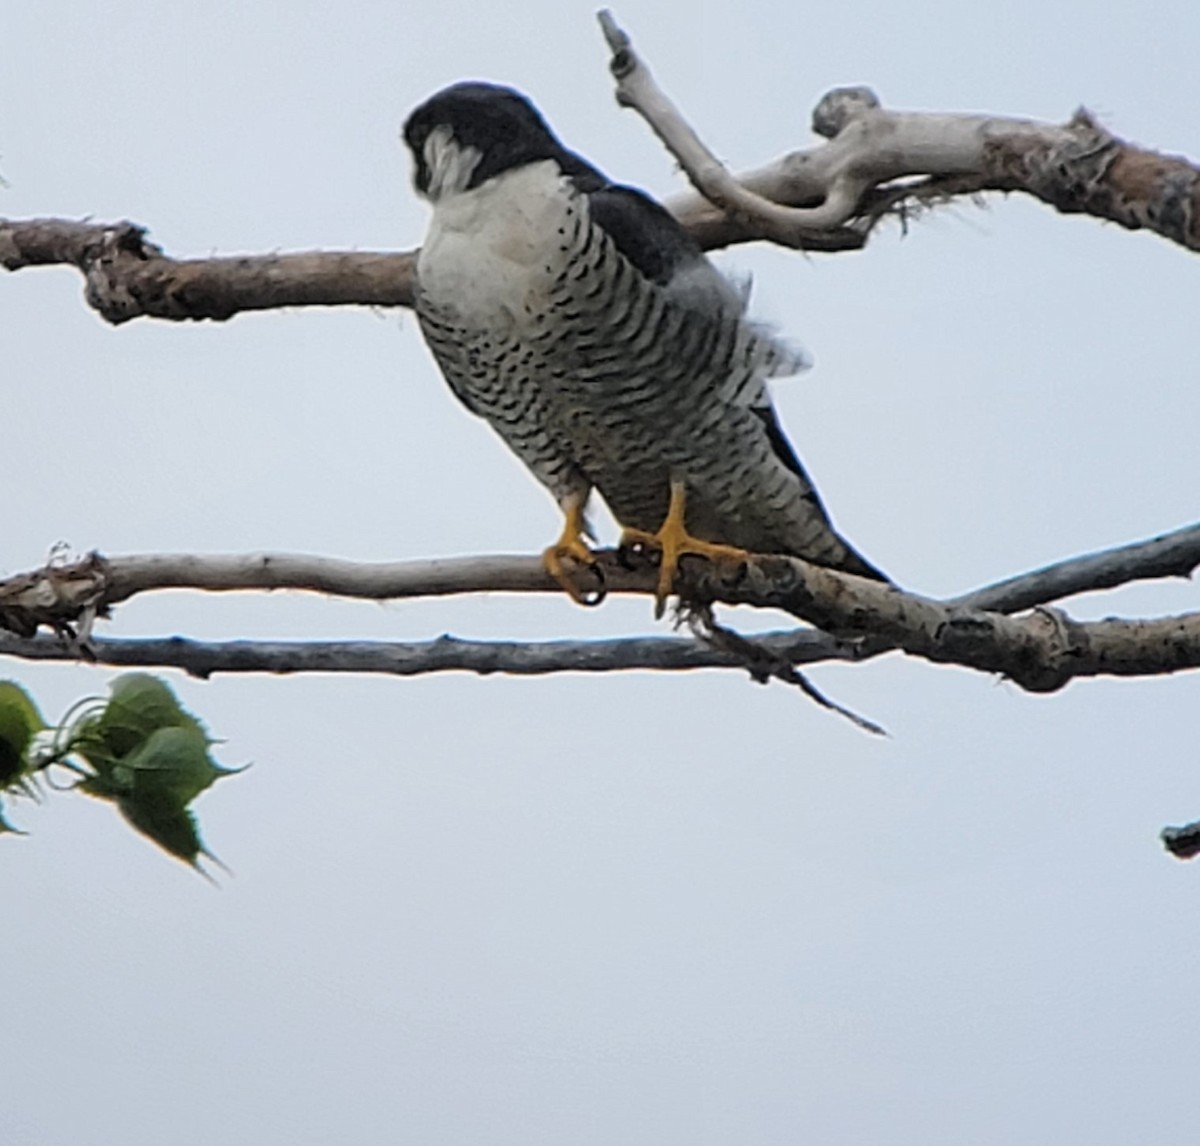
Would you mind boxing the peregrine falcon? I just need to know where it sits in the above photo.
[403,82,884,611]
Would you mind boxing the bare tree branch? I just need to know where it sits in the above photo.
[0,218,417,324]
[0,522,1196,690]
[598,10,1200,254]
[4,18,1197,326]
[691,558,1200,692]
[0,627,860,680]
[3,520,1195,618]
[951,523,1200,613]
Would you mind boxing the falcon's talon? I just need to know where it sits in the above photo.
[623,480,753,618]
[576,566,607,607]
[542,542,605,606]
[542,494,605,605]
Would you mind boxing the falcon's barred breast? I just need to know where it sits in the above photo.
[403,82,884,603]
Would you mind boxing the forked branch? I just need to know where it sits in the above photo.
[597,9,1200,252]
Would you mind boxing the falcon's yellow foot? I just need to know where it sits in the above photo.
[621,480,751,618]
[543,495,605,606]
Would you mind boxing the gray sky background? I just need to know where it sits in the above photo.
[5,2,1199,1143]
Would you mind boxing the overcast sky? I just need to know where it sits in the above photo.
[5,2,1200,1143]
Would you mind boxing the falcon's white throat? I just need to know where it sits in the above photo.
[422,126,482,201]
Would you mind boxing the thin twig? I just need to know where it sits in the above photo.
[686,603,888,735]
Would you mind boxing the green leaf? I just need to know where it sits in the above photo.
[0,681,47,788]
[119,797,210,869]
[78,723,240,867]
[2,674,242,870]
[129,726,232,804]
[80,673,207,768]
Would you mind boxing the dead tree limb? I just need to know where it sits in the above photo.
[0,218,417,323]
[0,521,1196,691]
[0,628,861,681]
[598,10,1200,253]
[3,14,1197,325]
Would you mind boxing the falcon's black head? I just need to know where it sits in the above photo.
[403,81,606,200]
